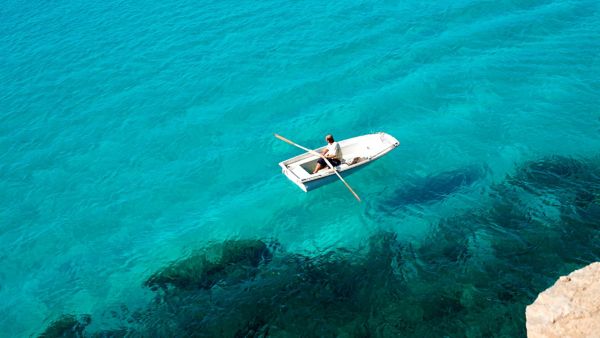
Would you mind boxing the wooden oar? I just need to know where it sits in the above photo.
[274,133,361,202]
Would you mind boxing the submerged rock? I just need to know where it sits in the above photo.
[526,262,600,338]
[89,329,129,338]
[233,316,270,338]
[38,314,91,338]
[132,231,413,337]
[145,239,272,290]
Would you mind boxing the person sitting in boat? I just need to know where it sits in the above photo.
[313,134,342,174]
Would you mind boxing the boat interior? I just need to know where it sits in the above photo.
[294,141,377,176]
[298,155,366,174]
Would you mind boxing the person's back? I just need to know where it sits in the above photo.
[313,134,342,174]
[326,140,342,160]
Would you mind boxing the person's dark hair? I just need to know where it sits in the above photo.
[326,134,334,143]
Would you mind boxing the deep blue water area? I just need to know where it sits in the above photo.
[1,0,599,336]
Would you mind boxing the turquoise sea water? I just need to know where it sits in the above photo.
[1,0,599,336]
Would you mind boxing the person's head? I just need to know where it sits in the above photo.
[325,134,334,143]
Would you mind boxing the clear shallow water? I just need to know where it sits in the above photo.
[1,0,599,336]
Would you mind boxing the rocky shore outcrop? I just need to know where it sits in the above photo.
[526,262,600,338]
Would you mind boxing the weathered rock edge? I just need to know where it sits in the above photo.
[526,262,600,338]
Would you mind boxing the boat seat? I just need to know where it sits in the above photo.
[290,165,311,180]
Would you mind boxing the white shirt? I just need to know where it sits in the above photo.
[326,142,342,160]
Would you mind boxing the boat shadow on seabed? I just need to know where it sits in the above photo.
[370,164,490,216]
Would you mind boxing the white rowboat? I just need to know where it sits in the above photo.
[278,132,400,192]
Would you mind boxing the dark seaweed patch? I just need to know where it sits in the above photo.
[145,239,272,291]
[39,314,91,338]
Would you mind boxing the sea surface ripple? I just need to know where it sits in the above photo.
[1,0,599,336]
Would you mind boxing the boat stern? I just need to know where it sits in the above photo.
[279,162,308,192]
